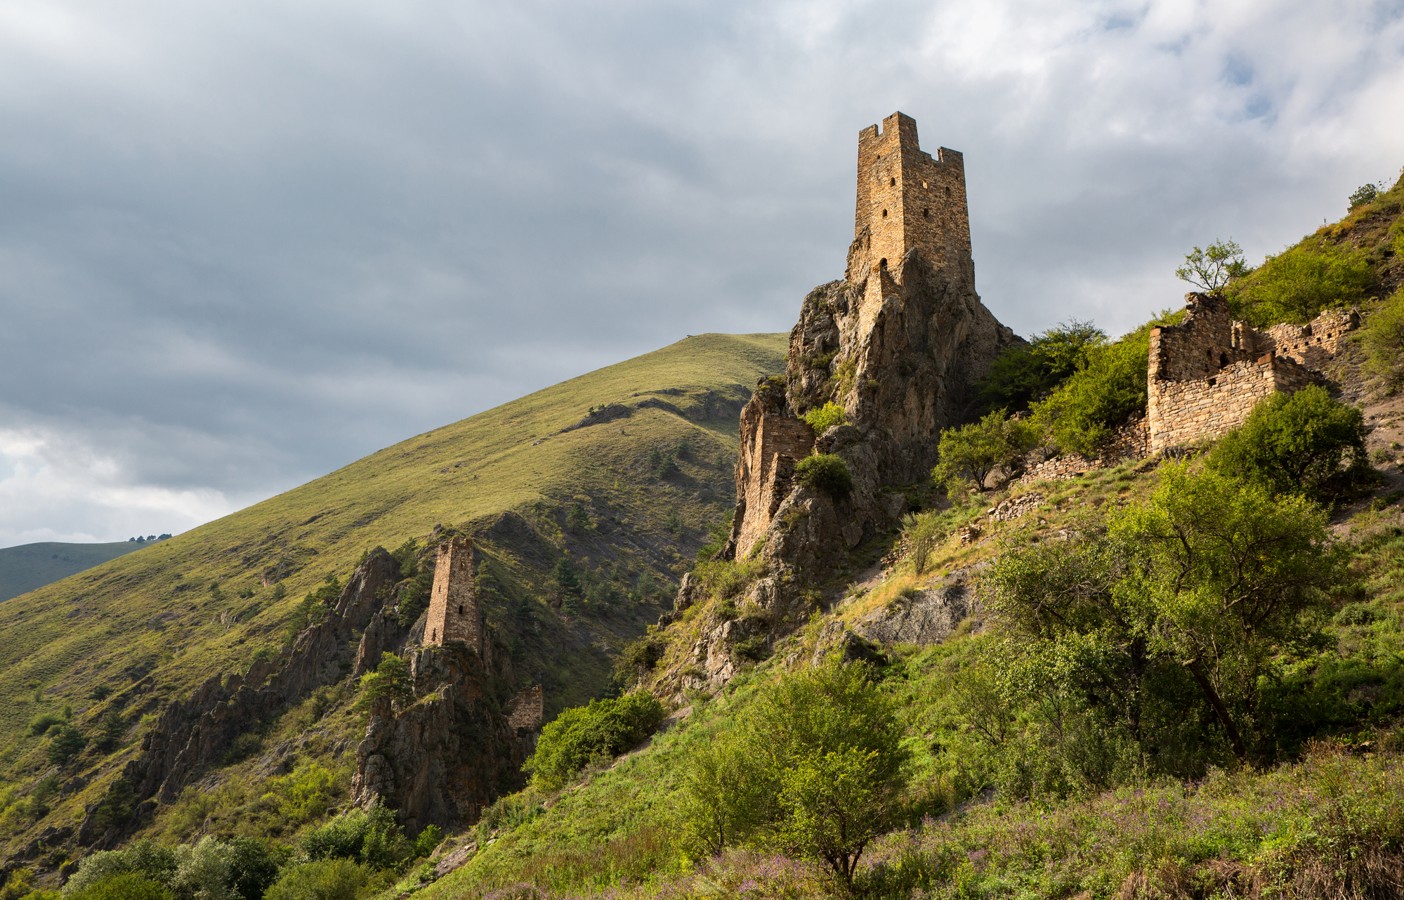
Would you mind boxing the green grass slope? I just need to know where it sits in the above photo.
[0,541,160,603]
[0,332,786,866]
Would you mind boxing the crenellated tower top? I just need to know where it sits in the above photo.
[846,112,972,286]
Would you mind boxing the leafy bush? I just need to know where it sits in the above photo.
[1207,384,1368,500]
[932,409,1038,493]
[268,761,343,827]
[801,402,847,433]
[27,713,64,737]
[981,463,1342,783]
[65,873,172,900]
[1033,326,1153,456]
[46,724,87,765]
[1349,182,1381,209]
[900,512,944,575]
[62,841,177,897]
[1225,240,1376,326]
[1360,288,1404,389]
[794,453,852,498]
[678,660,908,889]
[978,320,1106,412]
[263,859,368,900]
[354,653,412,714]
[296,803,407,864]
[524,691,665,789]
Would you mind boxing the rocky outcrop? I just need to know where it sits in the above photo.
[728,249,1016,577]
[855,577,976,646]
[351,645,527,835]
[83,550,401,846]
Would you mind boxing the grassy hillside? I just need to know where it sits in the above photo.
[0,332,786,872]
[0,541,162,603]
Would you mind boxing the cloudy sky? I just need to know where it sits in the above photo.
[2,0,1403,546]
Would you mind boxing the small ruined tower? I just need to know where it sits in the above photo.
[846,111,973,303]
[423,536,483,655]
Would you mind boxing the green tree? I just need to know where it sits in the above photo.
[979,320,1107,411]
[1348,182,1380,210]
[1207,384,1368,500]
[1359,288,1404,389]
[263,859,367,900]
[46,724,87,765]
[678,660,908,890]
[1176,239,1250,291]
[1033,327,1153,456]
[354,653,412,714]
[985,464,1342,768]
[932,409,1039,493]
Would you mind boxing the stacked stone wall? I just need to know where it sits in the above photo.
[729,386,815,559]
[1264,308,1361,371]
[507,684,544,737]
[1149,356,1314,453]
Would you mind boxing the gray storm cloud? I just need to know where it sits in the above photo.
[1,0,1402,544]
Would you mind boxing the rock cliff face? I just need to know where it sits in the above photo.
[89,548,401,847]
[673,114,1016,696]
[351,644,527,835]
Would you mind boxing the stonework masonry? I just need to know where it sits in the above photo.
[731,382,815,559]
[1147,294,1356,454]
[846,112,973,313]
[507,684,545,739]
[424,536,483,655]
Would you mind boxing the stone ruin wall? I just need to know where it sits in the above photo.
[424,536,483,654]
[1146,294,1351,454]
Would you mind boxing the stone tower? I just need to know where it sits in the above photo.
[846,111,973,306]
[423,536,483,655]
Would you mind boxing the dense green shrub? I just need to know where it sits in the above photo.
[27,713,64,737]
[1225,241,1376,326]
[46,724,87,765]
[678,660,908,889]
[1033,326,1153,456]
[794,453,852,497]
[301,805,411,869]
[1360,288,1404,389]
[932,409,1038,493]
[979,320,1106,412]
[525,691,665,789]
[263,859,368,900]
[801,402,847,433]
[980,464,1342,787]
[62,842,177,897]
[66,873,172,900]
[1207,384,1368,500]
[354,653,412,714]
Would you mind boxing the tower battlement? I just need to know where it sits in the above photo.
[846,112,972,286]
[423,536,483,655]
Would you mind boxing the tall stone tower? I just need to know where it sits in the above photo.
[423,536,483,655]
[845,111,973,306]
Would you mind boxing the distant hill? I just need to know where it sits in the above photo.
[0,540,161,603]
[0,332,788,871]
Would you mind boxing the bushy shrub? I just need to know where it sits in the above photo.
[801,402,847,433]
[27,713,65,737]
[354,653,412,714]
[301,805,411,870]
[932,409,1038,493]
[62,841,177,897]
[794,453,852,497]
[263,859,367,900]
[979,320,1106,412]
[525,691,665,789]
[1207,384,1368,500]
[1033,327,1153,456]
[46,724,87,765]
[1360,288,1404,389]
[1225,241,1376,326]
[65,872,172,900]
[677,660,908,889]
